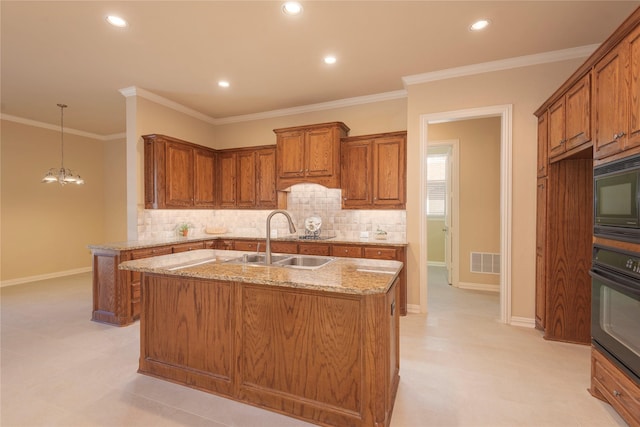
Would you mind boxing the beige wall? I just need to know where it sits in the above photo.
[103,138,128,242]
[429,117,501,286]
[213,98,407,148]
[406,58,585,318]
[1,120,107,281]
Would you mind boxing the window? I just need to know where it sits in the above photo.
[427,154,447,217]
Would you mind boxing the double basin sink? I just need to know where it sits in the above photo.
[225,253,335,270]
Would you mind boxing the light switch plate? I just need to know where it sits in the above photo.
[360,231,369,238]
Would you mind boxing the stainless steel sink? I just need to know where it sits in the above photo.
[273,255,335,269]
[225,253,289,265]
[225,254,335,270]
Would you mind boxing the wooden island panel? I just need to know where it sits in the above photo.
[138,273,399,427]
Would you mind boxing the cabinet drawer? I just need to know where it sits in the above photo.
[298,243,330,256]
[592,349,640,424]
[331,245,363,258]
[234,240,262,251]
[270,241,298,254]
[131,246,172,259]
[364,247,399,260]
[203,240,217,249]
[172,241,205,253]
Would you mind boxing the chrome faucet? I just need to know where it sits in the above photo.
[265,210,296,264]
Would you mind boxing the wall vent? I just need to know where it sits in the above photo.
[470,252,500,274]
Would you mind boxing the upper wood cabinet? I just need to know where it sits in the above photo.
[274,122,350,190]
[341,131,406,209]
[594,25,640,160]
[548,73,591,160]
[143,134,216,209]
[537,111,549,177]
[217,146,279,209]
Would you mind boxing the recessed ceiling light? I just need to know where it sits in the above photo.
[106,15,127,28]
[282,2,303,16]
[324,56,337,65]
[470,19,490,31]
[218,80,230,88]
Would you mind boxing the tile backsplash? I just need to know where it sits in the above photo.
[138,184,406,241]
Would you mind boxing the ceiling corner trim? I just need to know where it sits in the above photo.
[214,90,408,125]
[0,113,110,141]
[118,86,218,126]
[402,44,600,87]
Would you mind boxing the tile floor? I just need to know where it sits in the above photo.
[0,267,627,426]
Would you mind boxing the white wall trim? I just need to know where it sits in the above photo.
[420,104,512,324]
[457,281,499,293]
[1,267,91,288]
[406,304,421,314]
[0,114,124,141]
[402,44,598,87]
[510,316,536,328]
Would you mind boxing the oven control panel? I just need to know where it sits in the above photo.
[594,245,640,278]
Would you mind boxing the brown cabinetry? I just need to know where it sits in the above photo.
[548,74,591,161]
[591,348,640,426]
[331,244,363,258]
[274,122,350,190]
[218,146,279,209]
[143,134,216,209]
[341,131,406,209]
[535,177,547,330]
[594,25,640,161]
[537,111,549,178]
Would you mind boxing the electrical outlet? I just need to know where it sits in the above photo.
[360,231,369,238]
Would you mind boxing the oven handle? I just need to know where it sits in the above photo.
[590,268,640,298]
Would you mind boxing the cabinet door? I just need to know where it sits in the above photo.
[194,148,216,208]
[594,43,628,159]
[373,135,406,208]
[331,245,363,258]
[535,177,547,330]
[165,142,194,207]
[234,240,262,251]
[341,140,372,208]
[256,148,277,208]
[548,98,566,159]
[627,26,640,150]
[564,73,591,151]
[537,112,548,177]
[306,127,336,177]
[298,243,330,256]
[277,131,305,178]
[218,151,237,208]
[237,151,256,208]
[172,241,205,253]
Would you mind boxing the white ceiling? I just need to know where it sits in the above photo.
[2,1,639,137]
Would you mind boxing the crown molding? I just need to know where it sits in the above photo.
[0,113,123,141]
[213,90,408,125]
[402,44,599,87]
[119,86,217,125]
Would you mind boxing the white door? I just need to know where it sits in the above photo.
[444,146,453,285]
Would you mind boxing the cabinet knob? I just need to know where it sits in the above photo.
[613,131,627,140]
[377,251,382,255]
[613,390,622,397]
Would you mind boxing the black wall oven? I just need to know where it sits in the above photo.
[590,245,640,385]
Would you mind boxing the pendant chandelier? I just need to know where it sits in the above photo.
[41,103,84,185]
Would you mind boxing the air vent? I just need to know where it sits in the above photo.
[470,252,500,274]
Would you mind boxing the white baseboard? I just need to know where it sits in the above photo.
[427,261,446,267]
[457,281,499,293]
[1,267,92,288]
[406,304,421,314]
[509,316,536,328]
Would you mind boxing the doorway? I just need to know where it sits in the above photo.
[419,105,512,323]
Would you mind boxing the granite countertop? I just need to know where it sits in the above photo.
[89,232,407,251]
[118,249,402,295]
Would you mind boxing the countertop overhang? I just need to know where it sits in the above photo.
[119,249,402,295]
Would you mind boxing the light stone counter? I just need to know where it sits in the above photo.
[119,249,402,295]
[89,233,407,252]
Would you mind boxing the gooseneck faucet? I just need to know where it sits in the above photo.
[265,210,296,264]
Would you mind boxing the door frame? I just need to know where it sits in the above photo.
[427,141,459,287]
[419,104,512,323]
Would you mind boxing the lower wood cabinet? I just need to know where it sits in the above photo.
[590,348,640,426]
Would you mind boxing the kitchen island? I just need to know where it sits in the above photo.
[119,249,401,427]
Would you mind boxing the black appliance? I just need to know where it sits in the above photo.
[590,244,640,385]
[594,154,640,242]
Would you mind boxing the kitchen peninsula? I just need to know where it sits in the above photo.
[119,249,401,427]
